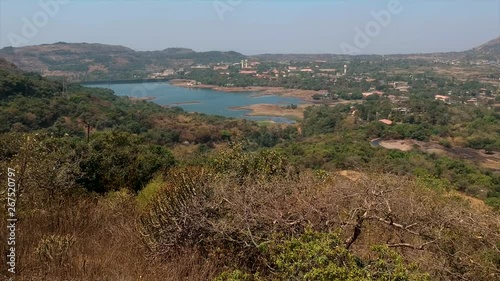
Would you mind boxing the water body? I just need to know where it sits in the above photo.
[87,82,304,123]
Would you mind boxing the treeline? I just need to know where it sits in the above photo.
[294,102,500,208]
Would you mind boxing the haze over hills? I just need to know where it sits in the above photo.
[471,36,500,56]
[0,42,245,81]
[0,37,498,82]
[0,39,499,280]
[1,1,499,279]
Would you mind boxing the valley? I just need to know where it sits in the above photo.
[0,24,499,281]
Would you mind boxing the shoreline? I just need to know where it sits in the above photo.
[169,79,320,102]
[170,101,201,105]
[128,96,156,101]
[229,103,311,119]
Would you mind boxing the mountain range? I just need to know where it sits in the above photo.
[0,37,498,82]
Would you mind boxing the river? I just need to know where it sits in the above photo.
[86,82,304,123]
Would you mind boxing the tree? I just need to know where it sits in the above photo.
[79,131,176,192]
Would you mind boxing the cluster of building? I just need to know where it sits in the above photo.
[147,59,354,81]
[388,81,411,93]
[206,60,350,79]
[435,88,497,106]
[145,60,498,112]
[149,69,176,79]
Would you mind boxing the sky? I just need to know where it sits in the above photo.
[0,0,499,55]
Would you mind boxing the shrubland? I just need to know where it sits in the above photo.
[0,60,499,280]
[1,141,499,280]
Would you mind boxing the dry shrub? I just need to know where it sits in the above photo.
[0,188,220,281]
[141,170,500,280]
[2,134,498,280]
[140,166,218,258]
[35,234,76,269]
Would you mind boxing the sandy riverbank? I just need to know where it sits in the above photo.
[128,96,156,101]
[170,101,201,105]
[170,79,321,102]
[230,103,313,119]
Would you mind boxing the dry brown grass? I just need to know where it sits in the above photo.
[1,165,498,280]
[0,189,218,281]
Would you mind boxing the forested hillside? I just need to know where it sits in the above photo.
[0,60,499,281]
[0,43,246,81]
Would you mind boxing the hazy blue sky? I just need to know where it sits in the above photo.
[0,0,499,54]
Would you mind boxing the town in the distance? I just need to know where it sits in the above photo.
[0,36,499,281]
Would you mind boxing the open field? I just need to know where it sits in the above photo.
[376,139,500,171]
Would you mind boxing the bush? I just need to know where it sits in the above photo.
[139,166,216,257]
[136,175,166,210]
[217,230,430,281]
[439,139,452,148]
[210,143,292,183]
[312,94,323,100]
[79,131,176,192]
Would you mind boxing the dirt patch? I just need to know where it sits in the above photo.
[379,140,414,151]
[375,139,500,171]
[169,79,321,102]
[129,96,156,101]
[88,64,108,73]
[170,101,201,105]
[337,170,363,182]
[230,103,313,119]
[447,191,491,212]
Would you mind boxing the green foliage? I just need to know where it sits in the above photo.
[466,136,497,150]
[312,94,323,100]
[215,270,254,281]
[137,175,166,209]
[438,139,452,148]
[79,131,176,192]
[217,230,429,281]
[2,52,499,281]
[0,67,62,100]
[485,197,500,211]
[302,105,345,137]
[268,230,428,281]
[221,130,232,141]
[2,133,86,199]
[415,173,452,192]
[210,143,291,182]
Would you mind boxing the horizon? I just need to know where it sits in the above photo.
[0,0,499,55]
[2,35,499,56]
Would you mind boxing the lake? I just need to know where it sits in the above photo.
[86,82,304,123]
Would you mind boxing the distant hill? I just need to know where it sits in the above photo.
[1,37,498,81]
[161,47,196,54]
[0,42,245,82]
[253,53,347,62]
[470,36,500,57]
[0,58,19,72]
[254,37,500,62]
